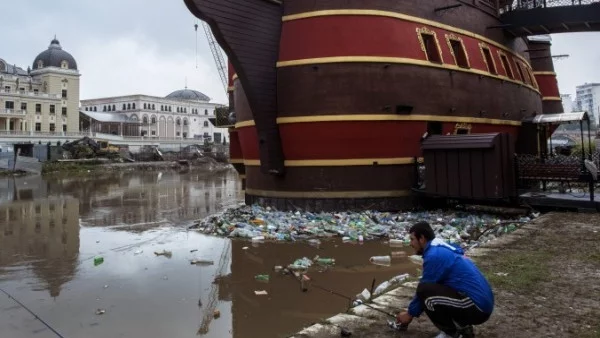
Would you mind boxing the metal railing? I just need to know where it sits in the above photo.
[501,0,600,11]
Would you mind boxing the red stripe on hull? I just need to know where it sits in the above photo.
[279,16,523,79]
[535,75,560,98]
[229,129,243,159]
[237,122,520,160]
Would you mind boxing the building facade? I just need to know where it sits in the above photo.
[575,83,600,126]
[0,38,80,135]
[80,89,228,143]
[561,94,573,114]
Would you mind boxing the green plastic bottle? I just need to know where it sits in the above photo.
[255,274,270,282]
[94,256,104,266]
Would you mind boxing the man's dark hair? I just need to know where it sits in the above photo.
[409,221,435,241]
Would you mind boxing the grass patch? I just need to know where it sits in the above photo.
[480,250,553,292]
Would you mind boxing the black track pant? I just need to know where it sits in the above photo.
[416,283,490,335]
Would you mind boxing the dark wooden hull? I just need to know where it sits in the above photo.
[186,0,558,211]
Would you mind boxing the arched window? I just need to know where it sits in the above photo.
[151,117,156,124]
[152,104,155,110]
[85,107,88,111]
[127,103,131,110]
[143,116,148,124]
[61,60,69,69]
[203,121,209,127]
[112,105,116,111]
[94,107,97,112]
[108,105,111,112]
[184,108,187,113]
[103,105,107,112]
[176,119,181,126]
[37,60,43,69]
[161,105,164,111]
[132,103,136,109]
[122,104,126,110]
[183,119,188,126]
[204,109,208,115]
[168,106,171,112]
[177,107,180,113]
[144,103,147,109]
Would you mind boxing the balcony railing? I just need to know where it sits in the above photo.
[0,109,27,116]
[0,89,61,99]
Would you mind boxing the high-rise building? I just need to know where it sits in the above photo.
[0,38,80,134]
[574,83,600,126]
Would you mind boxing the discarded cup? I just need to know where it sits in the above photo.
[391,251,406,258]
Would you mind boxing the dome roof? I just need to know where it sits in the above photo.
[33,38,78,71]
[165,88,211,102]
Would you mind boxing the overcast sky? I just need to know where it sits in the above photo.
[1,0,598,103]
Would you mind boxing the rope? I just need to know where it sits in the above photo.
[0,287,66,338]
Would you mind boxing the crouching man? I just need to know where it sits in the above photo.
[396,222,494,338]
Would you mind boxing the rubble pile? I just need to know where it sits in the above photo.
[193,205,535,249]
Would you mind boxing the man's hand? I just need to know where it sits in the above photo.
[396,311,413,325]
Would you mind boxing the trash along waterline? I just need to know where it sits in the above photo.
[192,205,537,250]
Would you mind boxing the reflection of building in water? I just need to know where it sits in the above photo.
[0,198,79,297]
[0,175,49,204]
[77,171,241,228]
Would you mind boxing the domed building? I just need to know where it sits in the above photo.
[0,37,80,134]
[80,87,228,143]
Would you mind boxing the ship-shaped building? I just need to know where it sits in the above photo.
[185,0,600,210]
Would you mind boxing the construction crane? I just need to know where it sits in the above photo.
[195,21,229,95]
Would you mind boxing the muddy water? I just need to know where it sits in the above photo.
[0,169,419,338]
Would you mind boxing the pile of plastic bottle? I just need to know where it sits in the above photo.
[193,205,534,248]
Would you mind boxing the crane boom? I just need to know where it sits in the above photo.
[201,21,229,94]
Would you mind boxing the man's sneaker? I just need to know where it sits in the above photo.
[433,332,454,338]
[457,325,475,338]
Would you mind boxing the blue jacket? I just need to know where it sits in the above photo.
[408,240,494,317]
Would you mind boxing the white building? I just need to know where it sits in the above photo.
[80,88,228,143]
[574,83,600,126]
[561,94,573,114]
[0,38,80,135]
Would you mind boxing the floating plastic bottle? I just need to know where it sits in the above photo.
[316,258,335,265]
[369,255,391,266]
[94,256,104,266]
[255,274,270,282]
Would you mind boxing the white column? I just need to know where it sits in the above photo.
[6,118,10,131]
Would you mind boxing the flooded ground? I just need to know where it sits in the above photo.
[0,169,418,338]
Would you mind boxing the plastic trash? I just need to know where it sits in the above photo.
[315,258,335,266]
[134,250,143,255]
[255,274,270,282]
[356,288,371,301]
[408,255,423,264]
[389,239,404,246]
[190,259,214,266]
[254,290,268,296]
[391,251,406,258]
[192,205,533,248]
[373,281,391,295]
[213,310,221,319]
[154,250,172,258]
[369,255,391,266]
[93,256,104,266]
[307,239,321,247]
[95,309,106,315]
